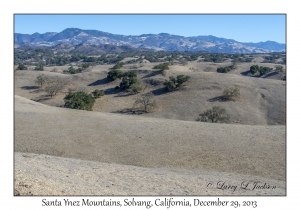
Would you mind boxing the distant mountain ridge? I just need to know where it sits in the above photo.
[14,28,286,53]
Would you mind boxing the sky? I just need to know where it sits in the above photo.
[14,14,286,44]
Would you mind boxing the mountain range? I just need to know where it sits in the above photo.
[14,28,286,54]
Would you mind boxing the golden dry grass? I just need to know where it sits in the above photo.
[14,60,286,195]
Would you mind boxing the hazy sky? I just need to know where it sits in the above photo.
[14,14,286,43]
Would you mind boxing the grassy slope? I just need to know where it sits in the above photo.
[15,95,285,181]
[14,61,286,125]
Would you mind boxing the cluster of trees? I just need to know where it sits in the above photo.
[12,47,207,66]
[196,87,241,123]
[107,70,124,81]
[16,63,45,71]
[200,53,255,63]
[249,65,280,76]
[63,66,83,74]
[163,75,190,92]
[201,53,238,63]
[14,47,54,65]
[15,46,286,68]
[262,53,286,64]
[232,57,253,63]
[216,64,236,73]
[34,74,106,110]
[46,56,70,66]
[153,62,169,71]
[63,88,105,111]
[118,72,138,90]
[62,64,91,74]
[64,91,95,111]
[34,74,68,98]
[202,54,227,63]
[107,70,139,91]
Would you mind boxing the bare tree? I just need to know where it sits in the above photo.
[223,87,240,101]
[35,74,48,88]
[133,92,156,112]
[44,76,68,98]
[138,80,148,92]
[196,106,229,123]
[130,80,148,94]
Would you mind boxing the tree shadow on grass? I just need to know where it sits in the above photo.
[142,70,162,79]
[88,78,110,86]
[103,87,118,95]
[240,70,252,76]
[151,87,168,96]
[240,71,261,78]
[102,87,132,96]
[112,108,146,115]
[207,96,227,102]
[21,86,44,93]
[262,71,278,78]
[31,96,51,103]
[21,86,39,90]
[114,91,135,97]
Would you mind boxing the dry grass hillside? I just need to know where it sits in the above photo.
[15,60,286,125]
[14,59,286,195]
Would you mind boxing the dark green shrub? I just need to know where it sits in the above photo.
[64,91,95,111]
[275,65,284,73]
[119,71,138,90]
[130,83,142,94]
[119,76,137,90]
[250,65,259,74]
[217,66,231,73]
[196,106,229,123]
[16,64,28,70]
[107,70,124,81]
[92,89,105,98]
[153,63,169,71]
[223,87,240,101]
[176,75,190,87]
[163,76,176,92]
[81,63,91,69]
[112,62,124,70]
[163,75,190,92]
[259,66,273,76]
[250,65,273,76]
[123,71,137,78]
[34,65,44,71]
[66,66,82,74]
